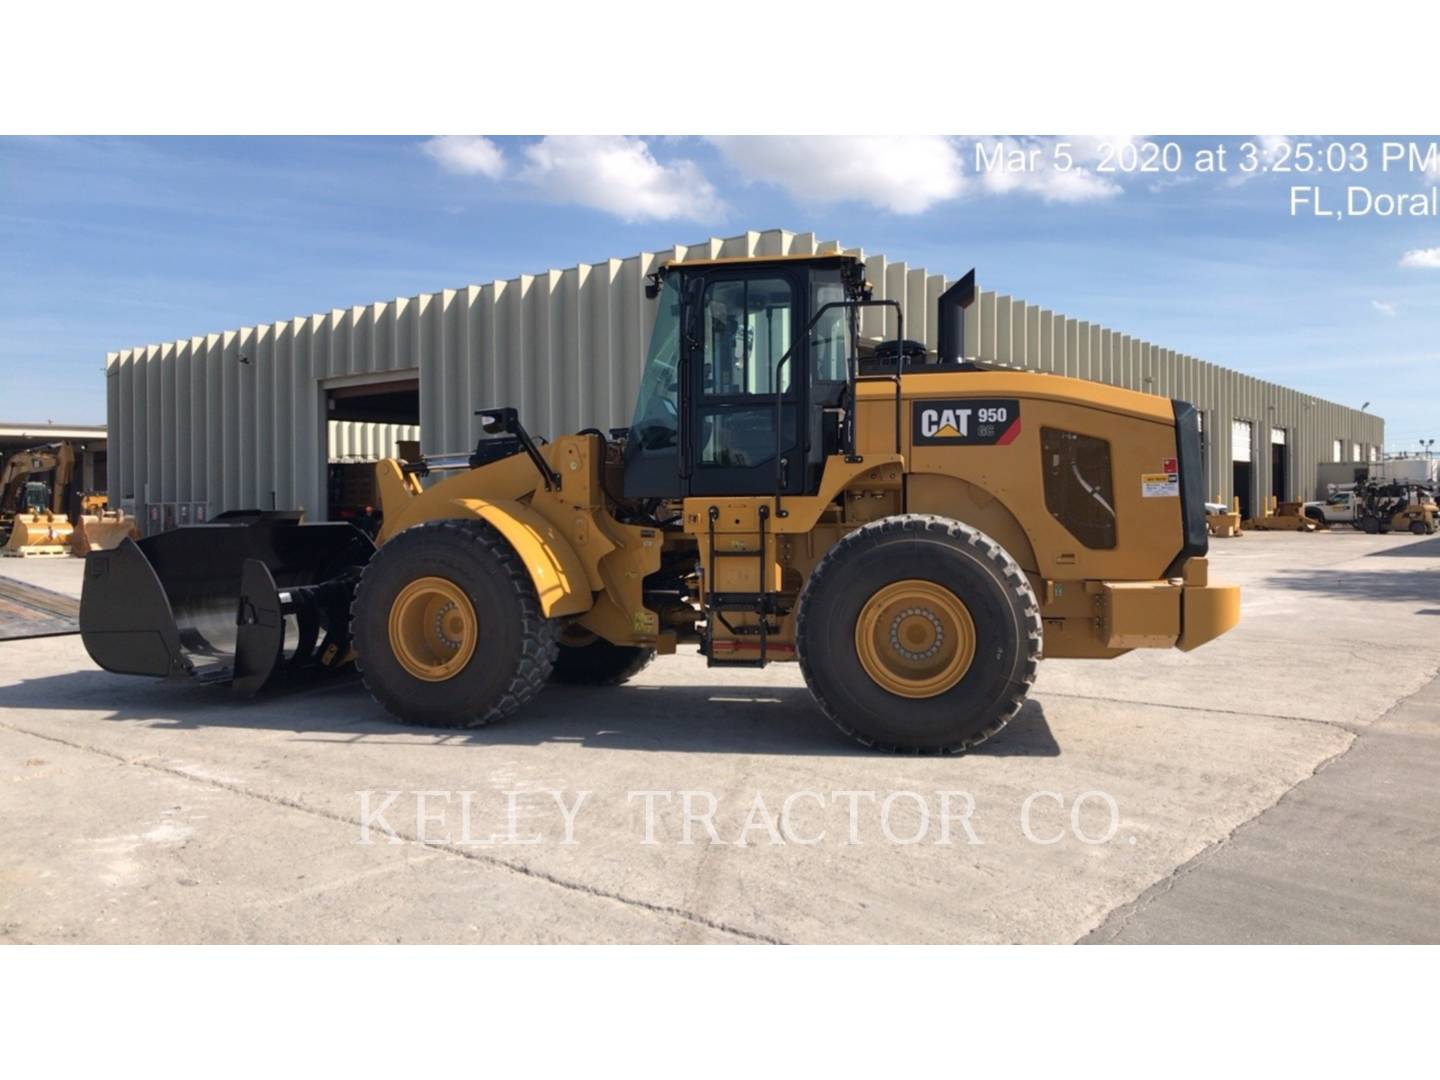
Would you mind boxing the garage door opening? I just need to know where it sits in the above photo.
[1232,419,1254,520]
[1270,427,1289,503]
[324,379,420,527]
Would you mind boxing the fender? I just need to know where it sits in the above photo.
[905,471,1040,575]
[373,459,592,617]
[447,497,594,617]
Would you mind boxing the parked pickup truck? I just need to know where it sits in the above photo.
[1304,488,1359,526]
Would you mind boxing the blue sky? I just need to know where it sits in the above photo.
[2,135,1437,450]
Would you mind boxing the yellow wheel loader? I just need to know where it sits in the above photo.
[80,254,1239,752]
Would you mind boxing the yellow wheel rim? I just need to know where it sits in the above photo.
[387,576,478,682]
[854,579,976,699]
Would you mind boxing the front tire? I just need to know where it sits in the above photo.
[351,519,558,728]
[795,514,1042,754]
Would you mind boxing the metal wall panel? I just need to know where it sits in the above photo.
[105,227,1385,526]
[327,421,421,462]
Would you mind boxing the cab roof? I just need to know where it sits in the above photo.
[660,252,860,271]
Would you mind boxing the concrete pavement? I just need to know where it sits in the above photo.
[1086,667,1440,943]
[1,530,1436,943]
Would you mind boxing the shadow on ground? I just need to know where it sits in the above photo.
[1265,567,1440,606]
[0,667,1060,758]
[1365,536,1440,559]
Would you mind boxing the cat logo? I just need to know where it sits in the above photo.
[922,409,970,438]
[912,398,1022,446]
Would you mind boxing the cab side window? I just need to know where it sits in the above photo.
[812,278,850,384]
[701,277,793,397]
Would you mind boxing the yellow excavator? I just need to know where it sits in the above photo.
[2,442,77,557]
[80,254,1239,752]
[1,441,137,557]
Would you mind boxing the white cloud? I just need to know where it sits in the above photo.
[427,133,1147,221]
[710,135,1132,213]
[423,135,506,179]
[1400,247,1440,269]
[965,136,1127,203]
[1372,299,1398,317]
[709,136,967,215]
[1224,135,1293,187]
[1257,135,1293,159]
[422,135,722,223]
[516,136,723,223]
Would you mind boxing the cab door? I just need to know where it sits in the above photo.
[685,268,807,497]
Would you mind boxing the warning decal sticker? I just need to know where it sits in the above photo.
[1141,473,1180,498]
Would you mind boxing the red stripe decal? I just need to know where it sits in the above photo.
[996,417,1022,445]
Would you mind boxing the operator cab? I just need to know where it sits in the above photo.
[622,254,974,502]
[21,480,50,514]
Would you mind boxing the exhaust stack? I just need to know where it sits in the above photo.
[937,269,977,365]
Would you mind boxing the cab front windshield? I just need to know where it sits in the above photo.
[630,274,681,450]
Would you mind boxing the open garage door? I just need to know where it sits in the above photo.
[323,378,420,526]
[1270,427,1288,502]
[1232,419,1254,520]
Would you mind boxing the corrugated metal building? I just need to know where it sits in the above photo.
[105,227,1383,527]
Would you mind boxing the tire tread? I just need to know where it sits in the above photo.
[352,518,558,729]
[795,513,1042,754]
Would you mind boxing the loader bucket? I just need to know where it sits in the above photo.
[80,518,374,692]
[2,512,74,557]
[71,510,140,557]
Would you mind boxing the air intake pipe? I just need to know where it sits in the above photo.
[936,269,977,365]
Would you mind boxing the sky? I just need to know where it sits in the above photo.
[2,135,1437,451]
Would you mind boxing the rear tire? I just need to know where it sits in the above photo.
[795,514,1042,754]
[351,519,558,728]
[551,634,655,685]
[1412,521,1429,536]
